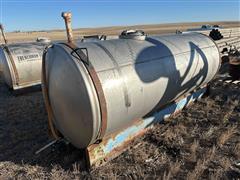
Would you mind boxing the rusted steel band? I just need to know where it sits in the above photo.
[42,45,61,139]
[63,42,108,140]
[3,46,20,85]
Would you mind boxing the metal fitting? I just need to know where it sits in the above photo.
[61,12,73,43]
[0,24,8,44]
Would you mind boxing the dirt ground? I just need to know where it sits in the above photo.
[0,60,239,179]
[2,21,239,43]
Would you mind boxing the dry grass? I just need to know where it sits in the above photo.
[219,157,232,171]
[234,143,240,159]
[202,126,218,139]
[163,161,182,179]
[189,139,199,162]
[222,100,239,124]
[217,126,238,147]
[187,146,216,180]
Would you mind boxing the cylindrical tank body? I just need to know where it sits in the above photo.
[0,42,48,89]
[43,33,220,149]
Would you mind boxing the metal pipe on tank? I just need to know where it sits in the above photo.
[61,12,74,43]
[0,24,8,45]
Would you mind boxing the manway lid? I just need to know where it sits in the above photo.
[45,44,101,148]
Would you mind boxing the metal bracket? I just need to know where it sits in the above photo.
[70,47,90,66]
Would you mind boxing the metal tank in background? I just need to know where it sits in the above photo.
[41,12,221,169]
[0,23,7,72]
[0,24,51,90]
[0,42,50,89]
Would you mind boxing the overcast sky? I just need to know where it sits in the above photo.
[0,0,239,32]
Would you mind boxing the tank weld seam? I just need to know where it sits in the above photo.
[148,37,192,72]
[94,42,131,108]
[126,41,135,60]
[96,46,216,74]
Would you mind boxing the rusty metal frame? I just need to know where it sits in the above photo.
[85,87,207,169]
[42,45,62,139]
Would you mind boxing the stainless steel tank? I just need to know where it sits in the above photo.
[43,33,220,149]
[0,42,48,89]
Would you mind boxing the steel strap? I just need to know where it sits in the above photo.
[64,42,108,140]
[4,46,20,86]
[42,45,61,139]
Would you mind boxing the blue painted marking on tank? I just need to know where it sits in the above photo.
[103,88,206,154]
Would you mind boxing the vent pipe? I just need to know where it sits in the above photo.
[0,24,8,44]
[61,12,73,43]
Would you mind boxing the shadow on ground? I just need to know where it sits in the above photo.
[0,74,82,171]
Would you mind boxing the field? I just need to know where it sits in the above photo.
[0,22,240,179]
[2,21,240,43]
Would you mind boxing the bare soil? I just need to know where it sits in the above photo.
[0,62,239,179]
